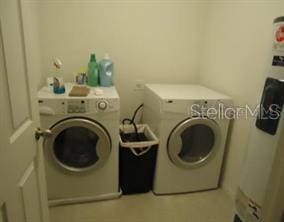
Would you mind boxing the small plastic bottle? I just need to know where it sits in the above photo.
[99,54,114,87]
[52,58,65,94]
[87,53,99,87]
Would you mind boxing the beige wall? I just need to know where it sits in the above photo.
[198,1,282,197]
[37,1,206,118]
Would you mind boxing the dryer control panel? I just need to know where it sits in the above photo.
[161,99,232,115]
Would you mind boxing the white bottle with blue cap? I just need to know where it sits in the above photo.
[99,53,114,87]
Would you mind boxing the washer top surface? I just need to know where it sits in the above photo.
[38,83,119,100]
[145,84,231,100]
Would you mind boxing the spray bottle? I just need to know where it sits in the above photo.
[53,58,65,94]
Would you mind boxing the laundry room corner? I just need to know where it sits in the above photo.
[3,0,284,221]
[21,0,284,202]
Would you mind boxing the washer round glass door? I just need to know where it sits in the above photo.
[44,118,111,172]
[167,117,221,169]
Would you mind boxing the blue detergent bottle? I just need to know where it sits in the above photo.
[99,54,114,87]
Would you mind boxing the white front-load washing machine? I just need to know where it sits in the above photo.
[38,84,120,205]
[142,84,232,194]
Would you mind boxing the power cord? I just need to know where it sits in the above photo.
[121,104,144,141]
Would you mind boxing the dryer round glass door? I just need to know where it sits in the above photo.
[167,117,221,168]
[44,118,111,172]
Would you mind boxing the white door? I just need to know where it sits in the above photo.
[0,0,49,222]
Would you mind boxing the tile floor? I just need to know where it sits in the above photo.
[49,189,234,222]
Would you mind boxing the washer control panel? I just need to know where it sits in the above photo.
[67,100,87,113]
[38,98,120,115]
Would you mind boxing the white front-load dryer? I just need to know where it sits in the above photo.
[38,84,120,205]
[142,84,232,194]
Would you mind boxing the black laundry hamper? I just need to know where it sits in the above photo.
[119,124,159,195]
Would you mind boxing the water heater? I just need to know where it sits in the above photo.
[234,16,284,222]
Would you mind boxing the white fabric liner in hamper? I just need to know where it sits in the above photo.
[119,124,159,156]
